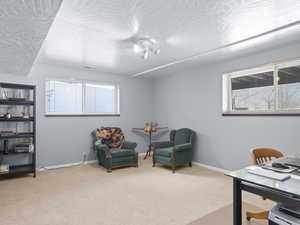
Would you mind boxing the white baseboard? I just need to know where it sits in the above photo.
[38,153,147,172]
[38,160,97,171]
[37,156,229,175]
[139,152,229,174]
[192,161,230,174]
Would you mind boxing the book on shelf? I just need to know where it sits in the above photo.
[14,142,34,153]
[7,98,26,102]
[0,164,9,174]
[0,131,16,137]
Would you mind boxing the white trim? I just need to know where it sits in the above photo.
[192,161,230,174]
[38,160,97,171]
[36,154,230,175]
[225,65,274,78]
[45,113,120,117]
[138,152,230,174]
[132,21,300,77]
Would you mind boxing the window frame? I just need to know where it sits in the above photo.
[222,58,300,116]
[45,79,120,116]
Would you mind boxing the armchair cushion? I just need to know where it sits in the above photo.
[174,143,192,151]
[110,149,136,157]
[155,147,173,157]
[152,141,173,149]
[173,128,193,145]
[121,141,137,150]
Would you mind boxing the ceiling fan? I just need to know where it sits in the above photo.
[118,18,161,59]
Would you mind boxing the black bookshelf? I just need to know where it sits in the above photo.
[0,100,34,106]
[0,132,34,139]
[0,164,35,177]
[0,117,34,122]
[0,82,36,178]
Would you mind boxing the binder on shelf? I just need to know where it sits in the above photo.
[14,142,34,153]
[0,164,9,174]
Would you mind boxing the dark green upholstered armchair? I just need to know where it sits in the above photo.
[92,130,138,173]
[152,128,195,173]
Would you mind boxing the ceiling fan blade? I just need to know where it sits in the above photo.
[117,16,140,44]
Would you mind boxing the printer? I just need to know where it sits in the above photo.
[269,203,300,225]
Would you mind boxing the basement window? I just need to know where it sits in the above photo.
[45,80,120,116]
[223,59,300,115]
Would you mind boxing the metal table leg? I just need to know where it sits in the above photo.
[233,178,242,225]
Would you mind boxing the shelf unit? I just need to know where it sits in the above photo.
[0,117,34,122]
[0,100,34,105]
[0,82,36,178]
[0,132,34,139]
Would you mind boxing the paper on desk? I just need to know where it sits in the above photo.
[246,166,291,181]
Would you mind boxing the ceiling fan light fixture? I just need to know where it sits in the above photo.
[154,48,161,55]
[133,44,142,53]
[142,49,149,59]
[133,37,160,59]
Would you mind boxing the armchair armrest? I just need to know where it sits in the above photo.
[95,140,108,150]
[122,141,137,150]
[174,143,192,152]
[94,140,111,157]
[152,141,173,149]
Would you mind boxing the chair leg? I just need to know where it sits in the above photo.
[172,148,176,173]
[189,162,192,167]
[135,153,139,168]
[246,210,269,221]
[152,146,156,167]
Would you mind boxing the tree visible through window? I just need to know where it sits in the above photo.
[231,71,275,111]
[223,59,300,114]
[278,66,300,110]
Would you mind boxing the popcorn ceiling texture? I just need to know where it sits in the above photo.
[1,0,300,76]
[38,0,300,76]
[0,0,62,76]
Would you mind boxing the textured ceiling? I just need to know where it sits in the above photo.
[16,0,300,76]
[0,0,62,76]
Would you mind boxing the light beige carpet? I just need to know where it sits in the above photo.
[0,158,274,225]
[188,203,267,225]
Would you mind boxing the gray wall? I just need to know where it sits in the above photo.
[0,63,154,168]
[3,42,300,171]
[153,42,300,171]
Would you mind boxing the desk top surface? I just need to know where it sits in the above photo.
[227,167,300,197]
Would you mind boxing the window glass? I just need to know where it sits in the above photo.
[278,65,300,110]
[46,80,82,113]
[85,83,115,113]
[45,80,119,115]
[231,72,275,111]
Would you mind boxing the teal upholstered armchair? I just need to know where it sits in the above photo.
[92,130,138,173]
[152,128,195,173]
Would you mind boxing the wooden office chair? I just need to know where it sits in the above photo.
[246,148,284,221]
